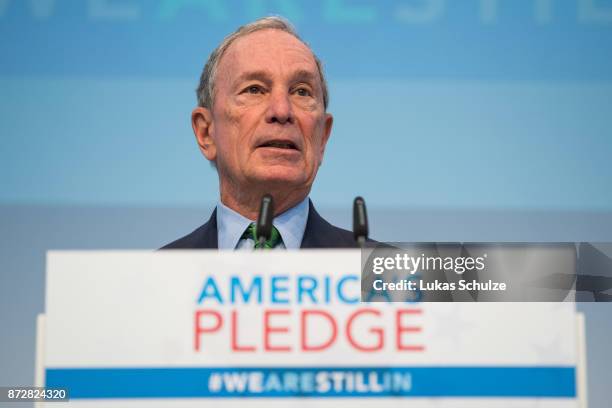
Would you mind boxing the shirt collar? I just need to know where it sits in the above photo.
[216,197,310,250]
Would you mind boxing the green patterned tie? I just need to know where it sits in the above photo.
[242,222,282,249]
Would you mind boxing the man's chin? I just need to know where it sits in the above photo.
[248,166,309,186]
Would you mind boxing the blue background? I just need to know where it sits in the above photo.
[1,0,612,209]
[1,1,611,407]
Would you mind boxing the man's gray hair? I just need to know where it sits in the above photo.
[196,16,329,110]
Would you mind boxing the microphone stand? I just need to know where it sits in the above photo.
[353,196,369,248]
[255,194,274,250]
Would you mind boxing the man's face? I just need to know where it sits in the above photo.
[201,29,333,192]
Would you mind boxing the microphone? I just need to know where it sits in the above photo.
[353,196,369,247]
[256,194,274,249]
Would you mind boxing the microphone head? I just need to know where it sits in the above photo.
[353,196,369,241]
[256,194,274,240]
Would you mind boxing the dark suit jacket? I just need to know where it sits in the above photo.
[161,200,358,249]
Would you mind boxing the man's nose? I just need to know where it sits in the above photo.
[265,89,294,125]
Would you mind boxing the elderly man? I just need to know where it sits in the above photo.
[163,16,357,249]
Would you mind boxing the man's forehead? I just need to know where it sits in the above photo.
[219,29,318,80]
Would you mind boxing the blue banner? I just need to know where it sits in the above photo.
[2,0,612,79]
[46,366,576,398]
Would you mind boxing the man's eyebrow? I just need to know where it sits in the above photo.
[290,69,318,84]
[233,69,319,87]
[234,70,272,84]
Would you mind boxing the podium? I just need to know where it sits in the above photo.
[35,250,588,407]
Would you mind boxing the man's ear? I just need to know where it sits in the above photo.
[318,113,333,164]
[192,107,216,162]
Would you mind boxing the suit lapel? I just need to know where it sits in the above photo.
[198,208,219,249]
[301,200,344,248]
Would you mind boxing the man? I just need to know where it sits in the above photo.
[163,16,357,250]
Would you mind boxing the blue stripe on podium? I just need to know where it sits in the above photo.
[46,366,576,399]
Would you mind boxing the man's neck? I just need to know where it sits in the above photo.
[219,183,310,221]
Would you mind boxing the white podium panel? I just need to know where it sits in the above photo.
[41,250,580,407]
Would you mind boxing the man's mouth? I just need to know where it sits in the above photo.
[257,140,299,150]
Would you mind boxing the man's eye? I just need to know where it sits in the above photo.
[295,87,312,97]
[244,85,263,94]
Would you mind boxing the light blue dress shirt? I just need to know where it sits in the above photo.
[216,197,309,250]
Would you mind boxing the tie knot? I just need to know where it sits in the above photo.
[242,223,282,249]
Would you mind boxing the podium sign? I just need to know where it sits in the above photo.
[41,251,580,407]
